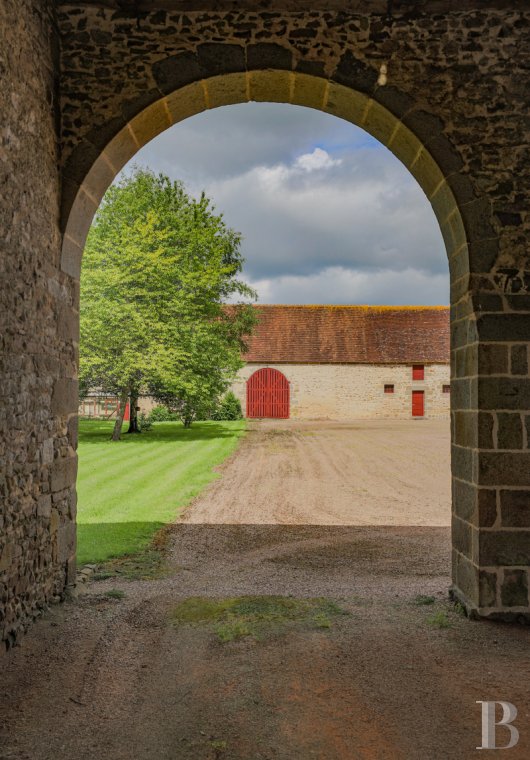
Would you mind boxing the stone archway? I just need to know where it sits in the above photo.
[58,64,495,621]
[2,4,529,652]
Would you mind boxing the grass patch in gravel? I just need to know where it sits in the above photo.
[414,594,436,606]
[426,611,452,629]
[105,589,126,599]
[170,595,348,642]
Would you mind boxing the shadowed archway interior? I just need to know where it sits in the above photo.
[2,4,530,655]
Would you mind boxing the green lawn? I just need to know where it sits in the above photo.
[77,419,246,566]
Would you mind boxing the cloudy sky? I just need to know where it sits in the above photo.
[119,103,448,305]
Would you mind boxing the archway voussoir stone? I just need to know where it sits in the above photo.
[423,133,464,176]
[81,153,117,211]
[62,188,98,269]
[165,81,207,124]
[121,89,164,123]
[388,122,423,172]
[62,141,102,190]
[60,235,83,281]
[292,72,327,110]
[205,73,249,109]
[401,109,445,148]
[104,125,142,175]
[459,198,498,259]
[198,43,246,77]
[83,116,129,163]
[247,43,293,72]
[294,59,326,79]
[152,51,201,96]
[409,148,446,201]
[430,181,458,224]
[448,245,470,283]
[324,82,369,126]
[444,172,477,207]
[248,70,292,103]
[372,84,415,121]
[450,274,471,305]
[467,238,500,275]
[129,99,172,148]
[362,99,398,150]
[332,49,377,96]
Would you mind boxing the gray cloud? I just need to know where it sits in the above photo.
[121,102,448,306]
[240,267,449,306]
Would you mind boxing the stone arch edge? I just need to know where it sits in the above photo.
[60,47,492,288]
[59,50,511,622]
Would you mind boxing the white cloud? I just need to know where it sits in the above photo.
[294,147,342,172]
[119,102,449,306]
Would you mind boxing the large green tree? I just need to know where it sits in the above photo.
[80,168,256,439]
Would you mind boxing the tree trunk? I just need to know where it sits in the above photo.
[127,390,141,433]
[112,389,129,441]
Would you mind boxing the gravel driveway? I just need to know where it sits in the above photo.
[2,419,529,760]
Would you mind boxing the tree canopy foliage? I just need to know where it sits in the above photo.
[80,168,256,438]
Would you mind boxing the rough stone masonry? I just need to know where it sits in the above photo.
[1,0,529,652]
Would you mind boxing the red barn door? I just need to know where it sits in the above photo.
[247,368,289,419]
[412,390,424,417]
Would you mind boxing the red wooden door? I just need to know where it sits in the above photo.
[247,368,289,419]
[412,390,424,417]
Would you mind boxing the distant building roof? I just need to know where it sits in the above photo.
[243,305,450,364]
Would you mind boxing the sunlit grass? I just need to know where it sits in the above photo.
[77,419,246,565]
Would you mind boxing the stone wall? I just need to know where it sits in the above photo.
[0,0,76,653]
[53,2,530,621]
[232,363,450,420]
[1,1,529,651]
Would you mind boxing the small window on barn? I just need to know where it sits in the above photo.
[443,384,450,394]
[412,364,424,381]
[384,384,394,394]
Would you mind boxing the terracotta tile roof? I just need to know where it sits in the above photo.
[243,305,450,364]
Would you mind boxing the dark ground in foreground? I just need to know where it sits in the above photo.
[1,423,528,760]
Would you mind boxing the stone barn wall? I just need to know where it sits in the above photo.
[233,363,450,420]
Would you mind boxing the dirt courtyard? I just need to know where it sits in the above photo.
[182,419,451,526]
[1,420,529,760]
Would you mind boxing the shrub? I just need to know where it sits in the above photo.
[147,405,180,422]
[210,391,243,421]
[138,412,152,432]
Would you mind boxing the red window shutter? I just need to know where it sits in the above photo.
[412,364,424,381]
[384,384,394,393]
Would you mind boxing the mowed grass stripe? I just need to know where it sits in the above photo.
[80,433,224,501]
[78,427,238,519]
[80,441,210,523]
[76,419,246,564]
[78,440,195,505]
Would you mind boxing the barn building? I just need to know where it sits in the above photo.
[232,305,450,420]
